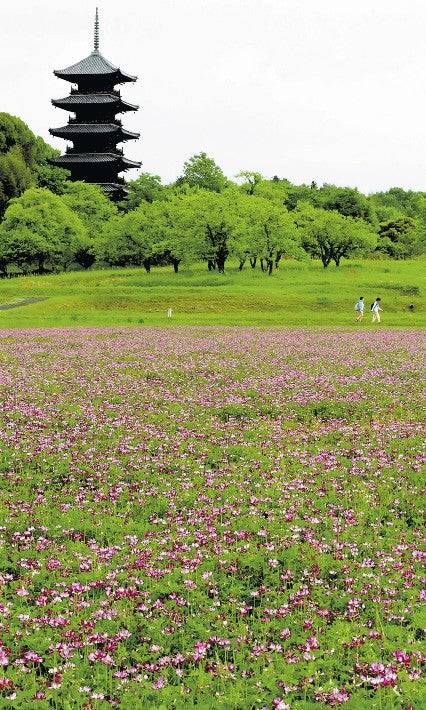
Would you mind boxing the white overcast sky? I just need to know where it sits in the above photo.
[2,0,426,192]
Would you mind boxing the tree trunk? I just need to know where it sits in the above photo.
[216,256,226,273]
[207,260,216,271]
[267,259,273,275]
[260,258,265,272]
[238,259,246,271]
[171,257,180,273]
[249,257,257,269]
[143,259,151,273]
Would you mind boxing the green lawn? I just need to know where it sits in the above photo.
[0,258,424,328]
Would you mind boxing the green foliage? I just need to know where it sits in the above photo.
[234,195,306,274]
[319,184,377,225]
[146,197,201,271]
[296,203,377,267]
[279,179,377,225]
[62,182,117,268]
[0,146,34,217]
[377,216,424,259]
[31,136,70,194]
[236,170,263,195]
[179,151,228,192]
[96,207,153,270]
[182,189,242,271]
[0,113,35,162]
[0,113,69,215]
[0,112,426,278]
[121,172,167,210]
[0,187,87,273]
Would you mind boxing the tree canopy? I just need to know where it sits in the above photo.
[296,204,377,267]
[0,113,425,276]
[121,172,167,211]
[178,152,228,193]
[0,188,87,273]
[0,113,69,216]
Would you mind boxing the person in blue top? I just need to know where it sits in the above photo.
[354,296,365,321]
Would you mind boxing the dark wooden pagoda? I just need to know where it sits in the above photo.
[49,9,141,200]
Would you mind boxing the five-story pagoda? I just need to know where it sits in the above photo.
[49,9,141,200]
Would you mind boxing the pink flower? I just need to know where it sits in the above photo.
[23,651,42,664]
[272,699,290,710]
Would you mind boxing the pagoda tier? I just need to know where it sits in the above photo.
[49,123,140,154]
[51,93,138,115]
[54,51,137,87]
[50,124,139,140]
[49,9,141,201]
[50,152,140,170]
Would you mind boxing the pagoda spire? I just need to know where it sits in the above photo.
[94,7,99,53]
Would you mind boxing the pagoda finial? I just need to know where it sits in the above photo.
[94,7,100,52]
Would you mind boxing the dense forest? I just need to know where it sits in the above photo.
[0,112,425,276]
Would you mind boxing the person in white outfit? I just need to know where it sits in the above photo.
[355,296,364,321]
[371,298,383,323]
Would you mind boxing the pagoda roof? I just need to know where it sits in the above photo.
[98,183,129,194]
[50,153,141,169]
[49,123,140,140]
[54,50,137,83]
[52,93,138,112]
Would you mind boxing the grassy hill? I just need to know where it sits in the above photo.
[0,258,424,329]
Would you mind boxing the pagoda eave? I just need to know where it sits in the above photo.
[53,50,137,84]
[49,153,141,169]
[49,125,140,141]
[99,183,129,194]
[51,96,139,113]
[54,69,137,84]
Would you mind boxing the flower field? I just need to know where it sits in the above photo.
[0,327,424,709]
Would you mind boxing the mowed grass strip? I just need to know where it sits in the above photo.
[0,258,424,328]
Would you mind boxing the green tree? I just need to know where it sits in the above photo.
[236,171,263,195]
[96,207,153,271]
[376,217,424,258]
[281,180,315,210]
[179,152,228,192]
[234,196,305,274]
[369,187,426,216]
[61,182,117,268]
[0,113,35,163]
[296,204,377,267]
[369,187,426,247]
[187,190,240,271]
[31,137,70,194]
[318,185,377,225]
[0,113,69,214]
[0,147,34,217]
[146,198,200,272]
[121,172,167,211]
[0,188,87,273]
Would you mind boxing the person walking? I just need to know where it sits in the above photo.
[371,298,383,323]
[355,296,365,321]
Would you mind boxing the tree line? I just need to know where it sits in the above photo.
[0,113,425,276]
